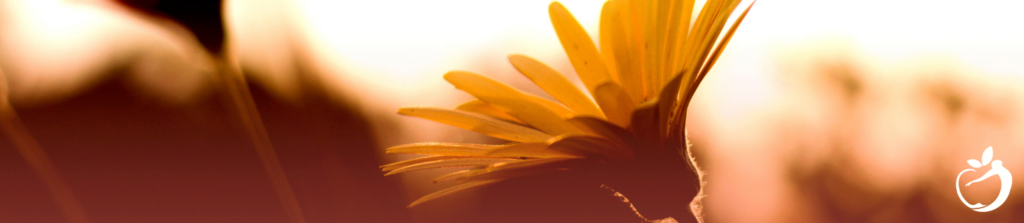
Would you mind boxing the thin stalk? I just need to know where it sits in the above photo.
[0,103,90,223]
[216,57,307,223]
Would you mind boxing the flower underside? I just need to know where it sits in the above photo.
[383,0,754,208]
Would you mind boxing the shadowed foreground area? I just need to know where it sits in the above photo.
[0,76,411,222]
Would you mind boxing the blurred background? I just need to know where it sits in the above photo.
[0,0,1022,222]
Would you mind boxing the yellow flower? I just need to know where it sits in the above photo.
[383,0,754,214]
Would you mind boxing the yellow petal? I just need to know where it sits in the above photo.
[677,0,723,80]
[432,169,473,183]
[485,142,582,158]
[643,0,669,97]
[381,155,452,172]
[456,157,580,183]
[626,0,649,94]
[508,54,605,119]
[384,157,519,176]
[680,2,755,134]
[386,142,499,156]
[593,81,636,127]
[549,2,613,99]
[680,0,742,88]
[608,0,644,103]
[528,94,574,119]
[627,0,649,47]
[666,0,696,77]
[455,100,526,125]
[387,142,581,159]
[547,134,633,162]
[398,106,552,142]
[696,1,756,82]
[444,71,584,135]
[690,0,743,74]
[676,1,750,136]
[599,0,619,84]
[408,179,503,207]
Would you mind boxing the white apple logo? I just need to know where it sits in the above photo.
[956,146,1012,212]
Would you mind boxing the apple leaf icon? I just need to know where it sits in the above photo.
[968,159,983,168]
[982,146,993,166]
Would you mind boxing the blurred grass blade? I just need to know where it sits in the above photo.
[0,68,91,223]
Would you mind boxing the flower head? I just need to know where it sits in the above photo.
[383,0,754,214]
